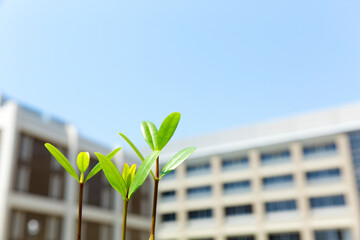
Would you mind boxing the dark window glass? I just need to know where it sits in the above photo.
[227,236,255,240]
[303,143,337,158]
[127,228,149,240]
[188,209,213,220]
[83,155,114,209]
[162,191,176,198]
[223,180,251,193]
[268,232,300,240]
[306,169,341,182]
[186,163,211,176]
[263,175,293,188]
[314,229,350,240]
[187,186,211,198]
[128,179,151,216]
[225,205,252,216]
[14,134,66,199]
[261,150,291,165]
[82,221,113,240]
[265,200,297,212]
[162,213,176,222]
[222,157,249,170]
[309,195,345,209]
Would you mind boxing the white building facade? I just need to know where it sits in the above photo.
[0,99,151,240]
[2,96,360,240]
[157,103,360,240]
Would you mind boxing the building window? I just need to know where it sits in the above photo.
[225,205,252,217]
[223,180,251,194]
[9,210,62,240]
[268,232,300,240]
[222,157,249,171]
[188,209,213,220]
[187,186,212,199]
[303,142,337,159]
[306,168,341,184]
[127,228,149,240]
[162,213,176,222]
[128,179,151,217]
[82,221,113,240]
[309,195,345,209]
[263,175,293,190]
[83,155,114,209]
[227,236,254,240]
[186,162,211,176]
[314,229,351,240]
[265,200,297,213]
[261,150,291,166]
[161,190,176,202]
[14,134,66,199]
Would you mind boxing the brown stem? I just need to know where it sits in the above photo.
[77,182,84,240]
[122,199,129,240]
[150,157,160,240]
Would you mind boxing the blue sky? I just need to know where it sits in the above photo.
[0,0,360,148]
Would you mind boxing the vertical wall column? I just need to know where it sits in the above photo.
[62,125,79,240]
[249,149,266,240]
[291,142,312,240]
[177,164,187,240]
[337,134,360,240]
[0,102,19,240]
[211,155,224,240]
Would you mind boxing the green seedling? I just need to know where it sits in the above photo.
[44,143,121,240]
[119,112,196,240]
[95,150,160,240]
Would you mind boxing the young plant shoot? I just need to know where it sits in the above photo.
[95,150,160,240]
[44,143,121,240]
[119,112,196,240]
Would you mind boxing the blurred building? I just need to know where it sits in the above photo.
[3,95,360,240]
[0,98,151,240]
[157,103,360,240]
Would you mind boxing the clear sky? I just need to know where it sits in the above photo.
[0,0,360,148]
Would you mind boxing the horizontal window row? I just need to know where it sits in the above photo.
[163,143,338,179]
[161,194,346,222]
[164,229,351,240]
[227,237,254,240]
[161,169,342,200]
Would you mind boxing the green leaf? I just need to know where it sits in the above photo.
[107,147,122,160]
[85,147,121,183]
[118,133,155,179]
[77,152,90,174]
[122,163,130,183]
[141,121,158,150]
[125,164,136,188]
[157,112,181,150]
[129,151,160,198]
[95,152,127,200]
[45,143,79,182]
[118,133,145,161]
[129,164,136,182]
[161,147,196,178]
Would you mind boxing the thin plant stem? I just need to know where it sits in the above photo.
[150,157,160,240]
[122,199,129,240]
[77,182,84,240]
